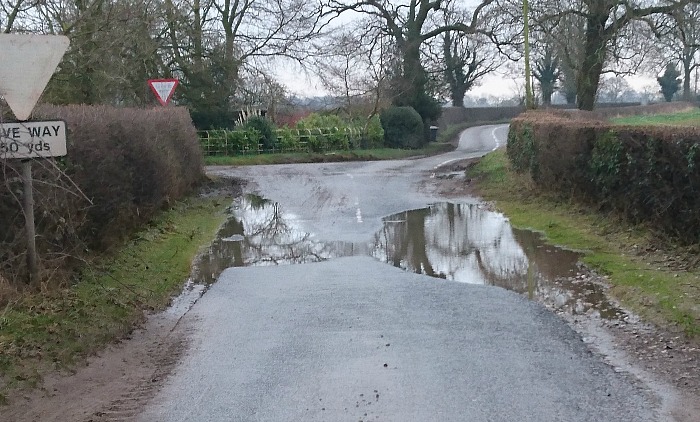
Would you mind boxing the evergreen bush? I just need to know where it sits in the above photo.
[243,116,276,151]
[380,106,424,149]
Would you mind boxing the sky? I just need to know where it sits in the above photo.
[272,1,662,102]
[273,0,492,98]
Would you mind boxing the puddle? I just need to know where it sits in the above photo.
[191,196,624,320]
[191,194,356,284]
[372,204,623,320]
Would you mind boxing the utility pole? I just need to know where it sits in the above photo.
[523,0,534,109]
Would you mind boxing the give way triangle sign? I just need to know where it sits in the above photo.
[148,79,179,106]
[0,34,70,121]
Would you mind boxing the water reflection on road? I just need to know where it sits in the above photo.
[193,196,623,320]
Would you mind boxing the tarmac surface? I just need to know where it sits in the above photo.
[137,257,657,421]
[136,125,659,421]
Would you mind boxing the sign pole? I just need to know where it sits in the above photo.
[0,34,70,285]
[21,159,38,283]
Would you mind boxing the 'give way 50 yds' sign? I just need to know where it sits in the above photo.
[0,120,67,159]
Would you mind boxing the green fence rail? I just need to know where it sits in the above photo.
[199,127,378,156]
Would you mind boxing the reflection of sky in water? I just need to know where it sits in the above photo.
[193,197,624,320]
[427,203,528,284]
[371,204,539,288]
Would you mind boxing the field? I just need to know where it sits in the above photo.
[611,108,700,126]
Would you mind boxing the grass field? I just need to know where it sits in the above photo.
[611,108,700,126]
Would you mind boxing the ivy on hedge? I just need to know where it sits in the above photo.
[507,110,700,244]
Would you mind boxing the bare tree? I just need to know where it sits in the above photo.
[319,0,499,140]
[1,0,42,32]
[162,0,319,128]
[663,4,700,100]
[598,75,633,103]
[533,0,694,110]
[312,27,387,111]
[442,30,501,107]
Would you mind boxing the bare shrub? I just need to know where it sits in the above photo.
[0,105,203,296]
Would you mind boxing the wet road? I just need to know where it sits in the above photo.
[206,124,509,244]
[137,125,659,421]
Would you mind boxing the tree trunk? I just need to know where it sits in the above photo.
[683,54,693,101]
[576,12,608,111]
[541,83,553,105]
[395,39,424,107]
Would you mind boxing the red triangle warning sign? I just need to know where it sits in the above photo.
[148,79,179,106]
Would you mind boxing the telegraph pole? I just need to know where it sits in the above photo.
[523,0,534,109]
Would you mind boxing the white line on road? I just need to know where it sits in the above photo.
[434,158,461,170]
[356,207,363,223]
[355,197,363,223]
[491,126,502,151]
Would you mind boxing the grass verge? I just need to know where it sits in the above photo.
[204,143,454,166]
[0,194,231,402]
[471,150,700,337]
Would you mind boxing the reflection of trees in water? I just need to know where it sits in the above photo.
[371,203,623,318]
[193,216,245,284]
[193,198,621,318]
[237,197,338,266]
[372,203,530,286]
[194,195,360,283]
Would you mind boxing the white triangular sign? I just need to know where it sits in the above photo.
[0,34,70,121]
[148,79,179,106]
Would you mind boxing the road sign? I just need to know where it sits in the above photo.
[0,35,70,121]
[148,79,179,106]
[0,120,67,159]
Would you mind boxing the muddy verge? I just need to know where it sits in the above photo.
[1,178,245,422]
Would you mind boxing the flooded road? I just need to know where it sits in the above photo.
[195,195,624,321]
[138,124,661,421]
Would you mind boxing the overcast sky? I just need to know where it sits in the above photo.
[275,0,500,97]
[273,1,659,101]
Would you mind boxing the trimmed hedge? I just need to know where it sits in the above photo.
[380,106,424,149]
[508,109,700,244]
[0,105,203,286]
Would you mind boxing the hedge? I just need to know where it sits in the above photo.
[199,125,383,156]
[507,109,700,244]
[0,105,203,285]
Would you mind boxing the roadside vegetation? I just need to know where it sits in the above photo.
[204,144,453,166]
[201,111,483,166]
[472,108,700,338]
[0,104,222,403]
[0,193,231,403]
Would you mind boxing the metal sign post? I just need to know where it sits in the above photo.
[1,120,68,283]
[21,160,38,282]
[0,34,70,284]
